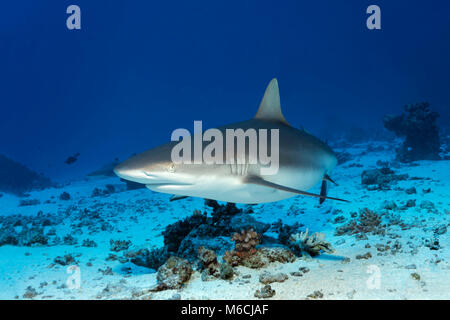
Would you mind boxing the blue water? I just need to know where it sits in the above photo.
[1,1,450,301]
[1,0,449,181]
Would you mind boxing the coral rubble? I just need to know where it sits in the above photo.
[254,285,275,298]
[290,229,335,256]
[335,208,386,237]
[361,167,408,191]
[154,256,193,290]
[128,247,170,270]
[223,228,296,268]
[259,272,288,284]
[54,254,77,266]
[110,239,132,252]
[197,246,220,279]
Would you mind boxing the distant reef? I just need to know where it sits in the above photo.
[0,154,53,195]
[383,102,441,162]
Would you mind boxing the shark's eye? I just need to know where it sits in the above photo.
[167,163,176,173]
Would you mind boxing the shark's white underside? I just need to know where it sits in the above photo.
[144,165,322,203]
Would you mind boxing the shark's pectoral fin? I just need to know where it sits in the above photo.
[170,195,189,202]
[319,180,327,205]
[244,175,350,203]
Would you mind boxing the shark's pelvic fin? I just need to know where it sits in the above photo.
[319,180,327,205]
[244,175,349,203]
[170,195,189,202]
[254,78,289,125]
[323,174,338,186]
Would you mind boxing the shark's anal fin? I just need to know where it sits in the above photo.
[319,180,327,205]
[244,176,350,203]
[170,195,189,202]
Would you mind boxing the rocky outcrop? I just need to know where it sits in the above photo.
[154,256,193,290]
[0,154,53,195]
[383,102,441,162]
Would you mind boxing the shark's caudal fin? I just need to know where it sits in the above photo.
[245,175,350,203]
[254,78,289,125]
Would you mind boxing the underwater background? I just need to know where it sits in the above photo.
[0,0,449,300]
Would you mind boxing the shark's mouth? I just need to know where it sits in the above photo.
[145,182,194,193]
[143,171,194,187]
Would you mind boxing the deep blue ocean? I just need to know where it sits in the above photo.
[1,0,449,180]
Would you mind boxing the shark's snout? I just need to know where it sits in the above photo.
[114,159,179,186]
[114,163,148,184]
[113,162,127,179]
[113,163,123,177]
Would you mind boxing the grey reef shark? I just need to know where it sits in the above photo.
[114,79,348,204]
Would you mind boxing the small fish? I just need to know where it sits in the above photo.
[65,152,80,165]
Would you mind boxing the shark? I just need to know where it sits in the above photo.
[114,79,348,204]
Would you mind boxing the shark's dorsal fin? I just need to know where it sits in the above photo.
[254,78,289,125]
[244,175,349,203]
